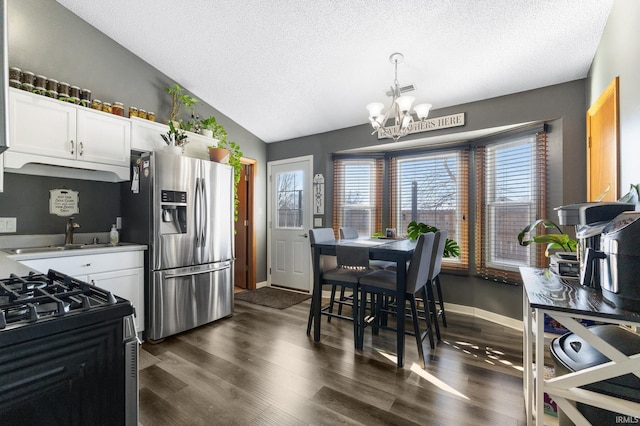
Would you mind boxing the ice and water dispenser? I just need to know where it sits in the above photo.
[160,190,187,234]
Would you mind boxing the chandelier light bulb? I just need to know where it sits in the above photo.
[413,103,432,120]
[366,102,385,117]
[395,95,415,113]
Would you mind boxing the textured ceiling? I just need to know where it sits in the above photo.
[56,0,613,143]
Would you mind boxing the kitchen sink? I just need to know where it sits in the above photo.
[7,243,125,255]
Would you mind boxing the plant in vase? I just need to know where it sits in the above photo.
[164,83,198,125]
[161,120,188,153]
[200,116,227,140]
[209,139,243,221]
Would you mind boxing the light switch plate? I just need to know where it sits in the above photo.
[0,217,17,233]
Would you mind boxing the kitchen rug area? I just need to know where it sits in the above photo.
[235,287,311,309]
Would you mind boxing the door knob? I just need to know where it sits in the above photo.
[299,233,308,238]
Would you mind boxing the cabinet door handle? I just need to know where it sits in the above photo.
[83,263,92,267]
[79,141,84,156]
[70,140,75,155]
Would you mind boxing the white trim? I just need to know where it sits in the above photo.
[256,280,268,289]
[446,302,523,331]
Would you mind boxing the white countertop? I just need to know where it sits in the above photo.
[0,239,147,278]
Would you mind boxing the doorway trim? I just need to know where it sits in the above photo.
[240,157,257,289]
[267,155,314,289]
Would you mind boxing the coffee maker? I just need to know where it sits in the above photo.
[554,202,634,288]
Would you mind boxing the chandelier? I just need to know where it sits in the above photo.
[366,52,432,141]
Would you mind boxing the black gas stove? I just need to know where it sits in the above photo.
[0,269,138,425]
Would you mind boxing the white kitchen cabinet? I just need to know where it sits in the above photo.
[130,116,168,153]
[18,250,145,335]
[131,116,214,160]
[5,88,130,180]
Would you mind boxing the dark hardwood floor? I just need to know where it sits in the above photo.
[138,297,526,425]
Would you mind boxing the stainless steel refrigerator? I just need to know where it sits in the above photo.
[122,151,234,341]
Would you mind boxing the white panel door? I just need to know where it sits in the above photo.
[268,156,312,291]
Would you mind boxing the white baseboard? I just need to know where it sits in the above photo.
[256,281,268,289]
[445,303,522,331]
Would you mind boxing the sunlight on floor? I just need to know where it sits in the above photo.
[444,339,523,373]
[374,349,470,400]
[409,363,470,400]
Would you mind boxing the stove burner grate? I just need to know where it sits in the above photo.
[0,270,119,330]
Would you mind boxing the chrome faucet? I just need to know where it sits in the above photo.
[65,217,80,245]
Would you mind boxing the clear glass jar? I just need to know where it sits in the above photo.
[9,67,21,81]
[138,109,147,120]
[91,99,103,110]
[112,102,125,116]
[128,106,138,118]
[58,82,70,97]
[102,102,112,114]
[21,71,35,85]
[147,111,155,121]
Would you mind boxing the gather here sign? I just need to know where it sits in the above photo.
[377,112,465,139]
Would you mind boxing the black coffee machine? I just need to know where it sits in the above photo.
[554,202,634,288]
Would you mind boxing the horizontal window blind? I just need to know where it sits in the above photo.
[390,150,469,272]
[475,131,547,283]
[333,158,384,238]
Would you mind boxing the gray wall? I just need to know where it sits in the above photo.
[4,0,269,282]
[0,173,119,233]
[588,0,640,196]
[268,80,587,320]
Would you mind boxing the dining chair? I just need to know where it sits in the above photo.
[339,227,395,270]
[307,228,372,347]
[357,232,436,368]
[307,228,338,335]
[428,230,448,330]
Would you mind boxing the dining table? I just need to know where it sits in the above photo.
[310,237,418,368]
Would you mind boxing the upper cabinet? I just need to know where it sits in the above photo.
[131,116,215,161]
[5,88,130,181]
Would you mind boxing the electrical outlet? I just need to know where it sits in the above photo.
[116,217,122,229]
[0,217,17,233]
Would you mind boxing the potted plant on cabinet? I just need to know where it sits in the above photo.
[199,116,227,140]
[160,120,188,154]
[164,83,198,126]
[209,139,243,221]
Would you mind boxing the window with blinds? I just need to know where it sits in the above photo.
[389,150,469,271]
[475,131,547,283]
[333,157,384,237]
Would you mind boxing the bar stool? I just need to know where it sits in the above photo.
[428,230,448,331]
[358,232,436,368]
[307,229,372,347]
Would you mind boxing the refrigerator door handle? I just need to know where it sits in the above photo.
[201,177,209,254]
[194,177,202,248]
[164,264,230,279]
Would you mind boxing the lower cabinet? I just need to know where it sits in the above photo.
[18,250,145,335]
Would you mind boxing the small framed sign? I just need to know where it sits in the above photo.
[50,189,79,217]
